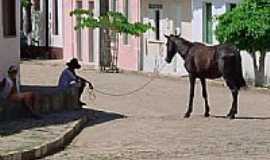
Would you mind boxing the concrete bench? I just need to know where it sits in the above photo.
[0,86,80,122]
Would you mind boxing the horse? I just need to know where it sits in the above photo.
[164,34,246,119]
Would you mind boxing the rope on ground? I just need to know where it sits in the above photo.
[88,63,167,98]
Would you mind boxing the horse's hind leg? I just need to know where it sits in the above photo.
[200,78,210,117]
[185,75,196,118]
[225,80,239,119]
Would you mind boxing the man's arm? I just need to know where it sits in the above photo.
[76,76,94,89]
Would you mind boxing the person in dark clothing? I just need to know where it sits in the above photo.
[58,58,93,106]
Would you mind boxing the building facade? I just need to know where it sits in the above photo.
[0,0,20,76]
[111,0,192,75]
[192,0,240,44]
[63,0,100,67]
[191,0,270,83]
[22,0,64,59]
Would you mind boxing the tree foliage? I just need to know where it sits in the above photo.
[21,0,31,8]
[215,0,270,52]
[70,9,154,36]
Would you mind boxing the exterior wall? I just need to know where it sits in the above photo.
[63,0,100,67]
[192,0,240,44]
[0,0,20,76]
[140,0,192,76]
[116,0,141,71]
[192,0,270,84]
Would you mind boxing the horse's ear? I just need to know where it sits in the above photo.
[164,34,170,39]
[175,28,181,37]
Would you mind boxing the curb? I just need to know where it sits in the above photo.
[0,113,90,160]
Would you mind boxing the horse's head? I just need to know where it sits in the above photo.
[164,34,179,63]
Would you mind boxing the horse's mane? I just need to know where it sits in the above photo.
[172,36,194,58]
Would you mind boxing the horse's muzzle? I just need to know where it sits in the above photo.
[165,58,171,63]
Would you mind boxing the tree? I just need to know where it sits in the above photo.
[70,9,153,72]
[215,0,270,86]
[70,10,153,36]
[21,0,30,8]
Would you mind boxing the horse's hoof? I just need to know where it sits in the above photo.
[204,113,210,117]
[184,113,190,118]
[227,114,235,119]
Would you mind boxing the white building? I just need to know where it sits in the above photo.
[0,0,20,76]
[192,0,239,44]
[141,0,192,76]
[191,0,270,84]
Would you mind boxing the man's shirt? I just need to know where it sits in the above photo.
[58,68,78,89]
[0,77,14,99]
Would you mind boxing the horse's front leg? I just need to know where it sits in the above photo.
[200,78,210,117]
[184,75,196,118]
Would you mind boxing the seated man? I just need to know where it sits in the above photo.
[58,58,93,106]
[0,66,41,119]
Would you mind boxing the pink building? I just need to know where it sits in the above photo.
[0,0,20,76]
[61,0,192,75]
[113,0,141,71]
[115,0,192,75]
[63,0,99,67]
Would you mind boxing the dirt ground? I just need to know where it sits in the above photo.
[21,61,270,160]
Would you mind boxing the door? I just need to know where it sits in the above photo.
[142,2,177,74]
[143,5,163,73]
[203,2,213,44]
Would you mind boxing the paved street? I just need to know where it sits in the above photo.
[21,61,270,160]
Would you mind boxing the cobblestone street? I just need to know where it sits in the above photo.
[20,61,270,160]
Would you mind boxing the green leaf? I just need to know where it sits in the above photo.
[70,10,153,36]
[215,0,270,52]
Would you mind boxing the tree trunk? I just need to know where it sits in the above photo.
[251,51,266,87]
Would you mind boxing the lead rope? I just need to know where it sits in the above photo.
[87,62,167,100]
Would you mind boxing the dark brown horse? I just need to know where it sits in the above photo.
[165,35,246,119]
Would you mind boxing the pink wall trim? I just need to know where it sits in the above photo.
[63,0,74,61]
[117,0,141,71]
[63,0,95,63]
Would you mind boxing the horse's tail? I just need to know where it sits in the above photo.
[222,51,247,90]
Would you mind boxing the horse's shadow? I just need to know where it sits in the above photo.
[212,115,270,120]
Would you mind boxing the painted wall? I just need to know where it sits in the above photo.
[114,0,141,71]
[0,0,20,76]
[192,0,240,44]
[63,0,100,67]
[141,0,192,76]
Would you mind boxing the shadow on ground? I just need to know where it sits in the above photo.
[86,109,127,127]
[0,108,126,137]
[212,115,270,120]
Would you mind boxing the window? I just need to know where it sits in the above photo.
[2,0,16,37]
[227,3,237,11]
[112,0,117,11]
[203,2,213,44]
[123,0,129,45]
[53,0,59,35]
